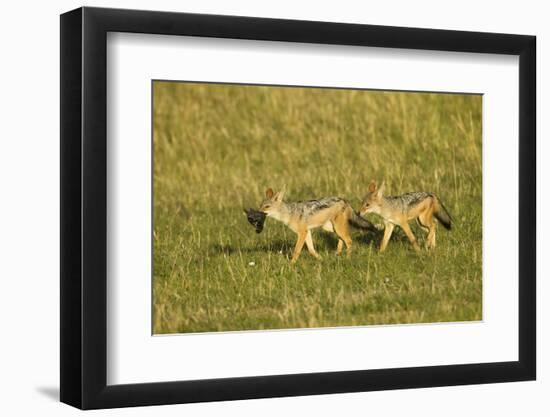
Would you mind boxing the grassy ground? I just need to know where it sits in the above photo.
[153,82,482,334]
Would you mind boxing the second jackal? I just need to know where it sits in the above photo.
[259,187,376,263]
[360,180,452,252]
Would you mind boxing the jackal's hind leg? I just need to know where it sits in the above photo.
[305,230,322,259]
[427,226,436,249]
[333,215,352,258]
[336,239,344,255]
[416,217,429,234]
[418,211,436,249]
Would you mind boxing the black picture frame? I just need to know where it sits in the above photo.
[60,6,536,410]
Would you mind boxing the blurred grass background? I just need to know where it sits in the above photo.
[153,82,482,334]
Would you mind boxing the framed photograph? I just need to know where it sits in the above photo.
[60,6,536,409]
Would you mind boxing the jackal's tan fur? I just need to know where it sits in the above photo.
[360,180,452,252]
[259,187,375,263]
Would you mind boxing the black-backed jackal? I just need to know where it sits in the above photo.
[259,187,376,263]
[360,180,452,252]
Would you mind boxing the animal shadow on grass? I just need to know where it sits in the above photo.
[352,230,379,246]
[316,231,341,251]
[211,230,380,258]
[314,229,378,249]
[368,225,430,249]
[211,239,292,256]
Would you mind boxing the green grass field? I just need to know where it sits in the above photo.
[153,82,482,334]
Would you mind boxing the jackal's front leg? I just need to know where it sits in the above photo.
[305,230,322,260]
[400,221,421,252]
[380,222,395,252]
[291,229,308,264]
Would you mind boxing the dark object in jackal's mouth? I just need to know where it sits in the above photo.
[243,208,267,234]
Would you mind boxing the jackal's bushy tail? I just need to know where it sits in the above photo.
[433,196,452,230]
[349,211,377,232]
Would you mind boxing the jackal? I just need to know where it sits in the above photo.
[360,180,452,252]
[259,187,376,263]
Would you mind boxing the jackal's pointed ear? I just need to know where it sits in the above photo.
[274,189,285,202]
[368,180,377,193]
[265,188,274,199]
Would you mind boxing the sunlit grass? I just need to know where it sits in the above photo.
[153,82,482,334]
